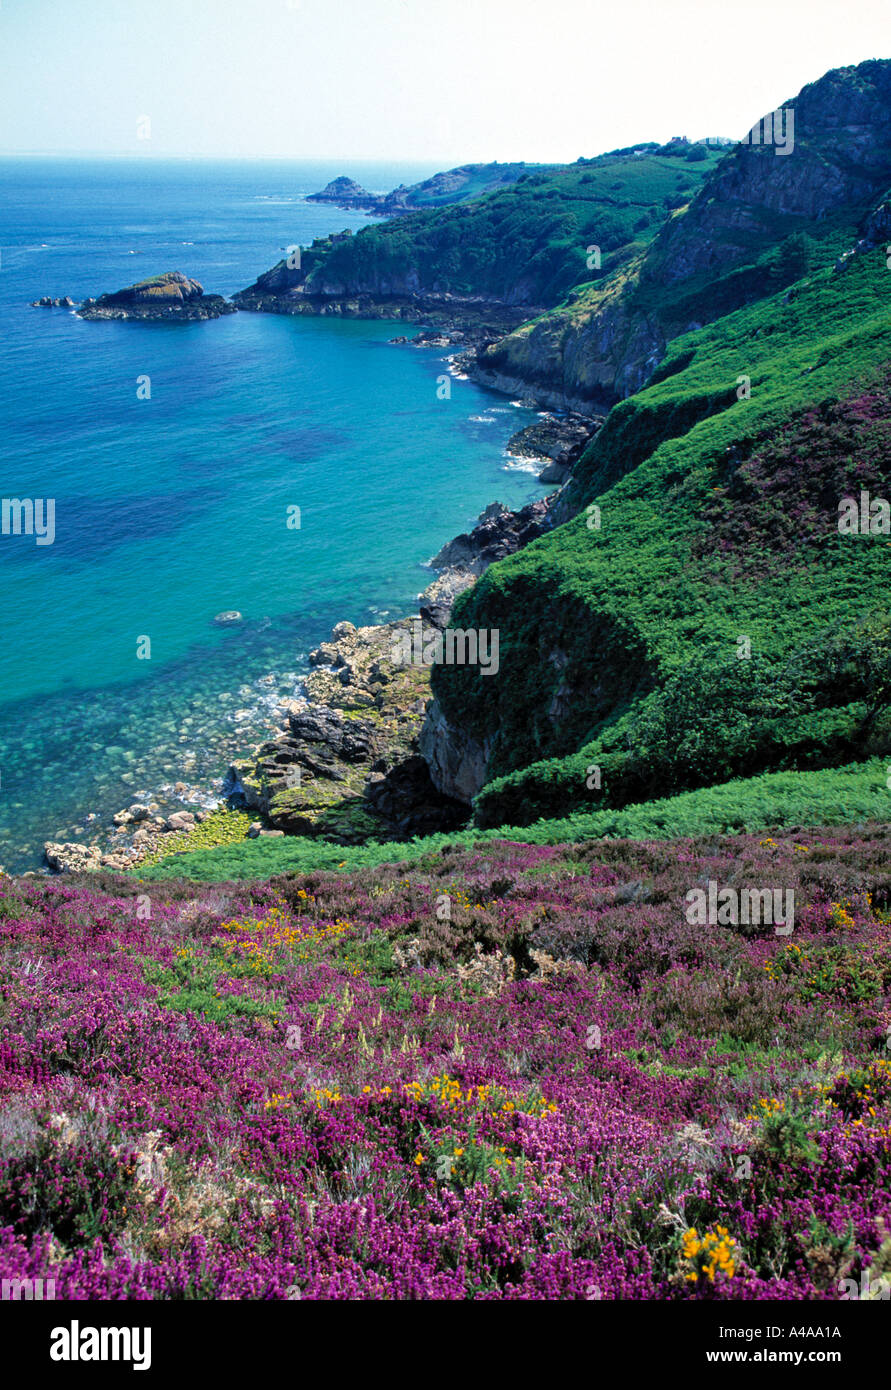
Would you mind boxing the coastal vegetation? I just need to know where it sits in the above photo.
[135,759,891,882]
[236,145,725,309]
[7,58,891,1305]
[3,827,890,1297]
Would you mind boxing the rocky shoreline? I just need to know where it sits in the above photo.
[223,487,568,847]
[232,284,532,343]
[44,803,217,875]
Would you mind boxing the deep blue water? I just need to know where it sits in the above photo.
[0,159,543,871]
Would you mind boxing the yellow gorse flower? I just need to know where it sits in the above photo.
[680,1226,737,1283]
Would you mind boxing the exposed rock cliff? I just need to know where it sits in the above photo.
[229,620,467,842]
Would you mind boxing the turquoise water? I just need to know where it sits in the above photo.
[0,159,543,871]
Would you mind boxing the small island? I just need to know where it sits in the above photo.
[77,271,236,321]
[306,175,377,210]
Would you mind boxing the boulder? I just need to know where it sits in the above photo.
[44,841,103,873]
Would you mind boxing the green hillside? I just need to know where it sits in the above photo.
[236,142,725,309]
[434,242,891,826]
[396,161,543,208]
[232,59,891,861]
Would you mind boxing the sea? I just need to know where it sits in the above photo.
[0,157,544,872]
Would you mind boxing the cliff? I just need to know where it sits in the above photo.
[470,61,891,411]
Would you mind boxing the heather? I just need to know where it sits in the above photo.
[2,827,891,1299]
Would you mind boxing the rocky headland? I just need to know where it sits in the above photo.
[306,164,532,217]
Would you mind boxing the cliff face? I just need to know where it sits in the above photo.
[652,60,891,281]
[472,261,666,411]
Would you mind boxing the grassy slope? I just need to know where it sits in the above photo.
[270,147,725,307]
[400,162,542,208]
[135,758,891,881]
[431,244,891,826]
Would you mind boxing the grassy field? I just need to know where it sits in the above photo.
[132,758,891,882]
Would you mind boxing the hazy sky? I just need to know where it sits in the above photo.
[0,0,888,162]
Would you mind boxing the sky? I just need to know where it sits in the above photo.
[0,0,888,163]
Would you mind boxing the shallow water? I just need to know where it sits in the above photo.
[0,158,543,870]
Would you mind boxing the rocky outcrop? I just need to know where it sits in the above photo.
[419,699,492,805]
[229,620,468,841]
[650,61,891,289]
[78,272,236,321]
[306,176,376,209]
[506,412,604,483]
[428,499,551,575]
[834,194,891,272]
[30,296,75,308]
